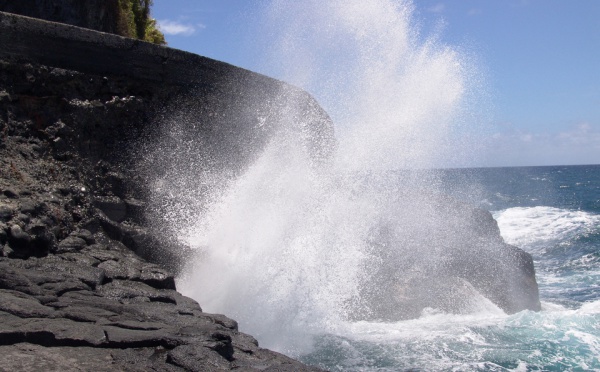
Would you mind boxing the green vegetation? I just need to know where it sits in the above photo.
[115,0,166,45]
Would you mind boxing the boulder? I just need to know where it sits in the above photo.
[352,192,540,321]
[94,196,127,223]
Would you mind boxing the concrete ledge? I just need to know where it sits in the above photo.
[0,11,335,167]
[0,11,276,88]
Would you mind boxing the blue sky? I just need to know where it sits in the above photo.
[152,0,600,167]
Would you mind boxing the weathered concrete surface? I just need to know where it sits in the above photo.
[0,0,123,36]
[0,8,252,85]
[0,10,335,167]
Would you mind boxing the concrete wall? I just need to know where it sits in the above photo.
[0,11,335,170]
[0,0,121,34]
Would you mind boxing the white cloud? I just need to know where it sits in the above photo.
[556,122,600,147]
[484,122,600,166]
[427,3,445,13]
[157,19,197,36]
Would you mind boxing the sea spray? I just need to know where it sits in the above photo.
[139,2,600,369]
[166,0,494,355]
[262,0,480,171]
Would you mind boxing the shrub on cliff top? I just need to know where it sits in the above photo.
[115,0,166,45]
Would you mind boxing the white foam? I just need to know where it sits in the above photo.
[301,301,600,370]
[340,306,506,344]
[509,361,530,372]
[493,206,600,248]
[577,300,600,315]
[540,301,568,312]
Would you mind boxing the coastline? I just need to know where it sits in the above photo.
[0,11,329,370]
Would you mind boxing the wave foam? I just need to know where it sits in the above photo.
[493,206,600,248]
[300,301,600,370]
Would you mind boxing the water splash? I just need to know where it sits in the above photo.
[262,0,483,170]
[158,0,489,356]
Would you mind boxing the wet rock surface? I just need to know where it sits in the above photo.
[0,12,326,371]
[0,220,317,370]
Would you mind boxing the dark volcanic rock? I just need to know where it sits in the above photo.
[0,10,327,372]
[8,224,31,252]
[0,204,15,221]
[0,289,55,318]
[56,235,87,253]
[0,343,119,371]
[0,252,320,370]
[95,195,127,223]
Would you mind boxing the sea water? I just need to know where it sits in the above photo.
[172,162,600,370]
[149,0,600,370]
[297,165,600,370]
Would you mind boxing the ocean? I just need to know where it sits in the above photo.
[297,164,600,371]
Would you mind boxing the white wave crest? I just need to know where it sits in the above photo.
[493,206,600,248]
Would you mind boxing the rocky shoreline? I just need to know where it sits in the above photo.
[0,11,329,371]
[0,10,541,370]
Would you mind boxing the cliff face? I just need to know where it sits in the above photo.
[0,11,331,371]
[0,0,122,34]
[0,10,335,264]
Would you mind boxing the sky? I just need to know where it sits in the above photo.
[151,0,600,167]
